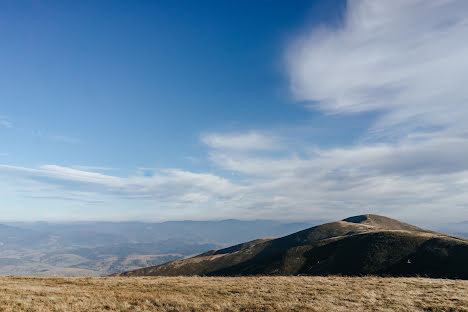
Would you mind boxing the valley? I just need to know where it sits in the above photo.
[0,220,316,276]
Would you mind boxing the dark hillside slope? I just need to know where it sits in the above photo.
[115,214,468,279]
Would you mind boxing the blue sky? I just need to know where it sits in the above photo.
[0,0,352,170]
[1,0,468,223]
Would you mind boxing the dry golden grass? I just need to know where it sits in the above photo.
[0,276,466,311]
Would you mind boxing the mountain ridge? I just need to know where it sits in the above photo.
[114,214,468,279]
[0,219,318,276]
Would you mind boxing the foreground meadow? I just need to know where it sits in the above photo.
[0,276,466,311]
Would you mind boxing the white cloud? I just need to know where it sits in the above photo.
[201,0,468,221]
[206,133,468,223]
[0,164,244,209]
[71,165,117,172]
[50,135,80,144]
[202,132,280,151]
[2,1,468,223]
[221,0,468,223]
[2,129,468,222]
[0,118,12,128]
[287,0,468,136]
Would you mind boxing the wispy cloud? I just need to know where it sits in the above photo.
[287,0,468,137]
[0,118,12,128]
[204,131,468,222]
[202,131,281,152]
[0,164,245,213]
[50,135,80,144]
[3,126,468,222]
[71,165,117,172]
[2,1,468,223]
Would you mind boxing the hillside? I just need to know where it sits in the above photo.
[116,214,468,279]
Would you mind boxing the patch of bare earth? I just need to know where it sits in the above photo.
[0,276,466,311]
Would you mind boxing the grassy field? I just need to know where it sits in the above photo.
[0,276,466,311]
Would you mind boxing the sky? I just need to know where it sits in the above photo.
[1,0,468,224]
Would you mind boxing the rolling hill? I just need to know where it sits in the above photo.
[115,214,468,279]
[0,219,317,276]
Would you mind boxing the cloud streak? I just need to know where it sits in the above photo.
[2,0,468,223]
[49,135,80,144]
[0,118,12,128]
[207,133,468,221]
[287,0,468,136]
[0,164,242,199]
[202,132,281,152]
[3,126,468,222]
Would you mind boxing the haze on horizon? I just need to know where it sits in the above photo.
[1,0,468,225]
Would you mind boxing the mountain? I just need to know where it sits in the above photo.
[0,219,318,276]
[6,219,319,247]
[115,214,468,279]
[429,221,468,239]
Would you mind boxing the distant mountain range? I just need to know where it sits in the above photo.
[0,219,319,276]
[116,214,468,279]
[430,221,468,239]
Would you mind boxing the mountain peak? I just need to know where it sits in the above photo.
[342,214,371,224]
[342,214,430,233]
